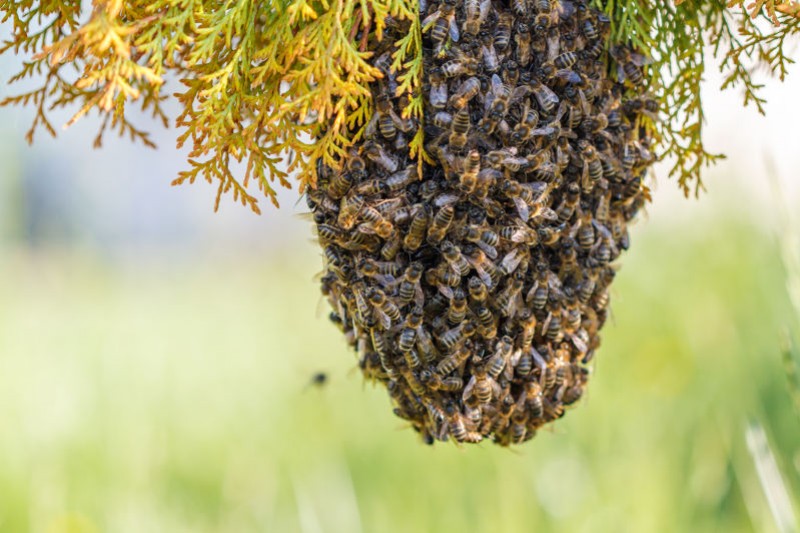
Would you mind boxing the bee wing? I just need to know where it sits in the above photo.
[529,126,556,137]
[510,85,532,105]
[479,0,491,19]
[533,85,558,110]
[449,17,460,42]
[530,346,547,371]
[525,280,539,303]
[535,207,559,222]
[421,11,440,30]
[616,64,626,82]
[556,69,582,83]
[436,283,454,299]
[541,312,552,336]
[462,375,477,402]
[630,52,652,66]
[512,197,530,222]
[568,332,588,353]
[389,109,414,132]
[557,0,576,18]
[374,308,392,330]
[490,73,504,94]
[476,240,498,260]
[501,248,523,274]
[547,37,560,61]
[591,219,612,238]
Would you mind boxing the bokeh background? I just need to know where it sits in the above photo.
[1,41,800,532]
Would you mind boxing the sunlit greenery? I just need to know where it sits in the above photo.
[0,202,796,532]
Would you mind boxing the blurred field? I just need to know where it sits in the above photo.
[0,192,798,533]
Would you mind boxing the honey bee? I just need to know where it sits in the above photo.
[487,336,514,379]
[448,76,481,109]
[358,206,395,239]
[464,0,490,35]
[553,51,579,69]
[519,309,537,352]
[362,141,399,173]
[463,358,498,404]
[386,165,416,192]
[428,67,449,109]
[357,258,400,285]
[527,263,560,310]
[510,101,541,145]
[542,304,563,342]
[422,0,460,55]
[368,288,402,328]
[479,30,500,72]
[371,328,395,375]
[459,149,481,193]
[530,78,560,115]
[474,305,498,339]
[404,207,429,251]
[447,287,468,325]
[438,321,477,352]
[440,240,471,276]
[397,261,424,305]
[578,139,604,191]
[555,182,581,223]
[436,339,473,374]
[610,45,650,87]
[499,179,550,223]
[420,369,463,392]
[466,248,501,288]
[515,22,532,66]
[448,106,471,151]
[534,0,551,12]
[444,401,483,443]
[460,225,499,259]
[441,49,479,78]
[427,205,454,243]
[510,408,528,443]
[494,13,513,51]
[396,359,426,396]
[498,225,539,245]
[381,232,402,261]
[479,74,512,134]
[337,193,365,230]
[467,276,489,303]
[494,277,524,317]
[594,178,611,223]
[525,381,544,420]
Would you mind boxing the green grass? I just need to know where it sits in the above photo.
[0,211,797,532]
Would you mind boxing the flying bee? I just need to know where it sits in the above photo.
[463,358,499,405]
[457,149,481,194]
[555,182,581,223]
[610,45,650,87]
[494,13,513,51]
[448,76,481,109]
[479,30,499,72]
[474,305,498,339]
[438,321,477,353]
[337,193,365,230]
[362,141,398,173]
[404,207,430,251]
[447,287,468,325]
[448,107,470,151]
[440,240,471,276]
[464,0,490,35]
[422,0,459,56]
[460,225,499,260]
[514,22,532,66]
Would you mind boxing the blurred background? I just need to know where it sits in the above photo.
[1,43,800,532]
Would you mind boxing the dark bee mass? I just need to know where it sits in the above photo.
[308,0,655,445]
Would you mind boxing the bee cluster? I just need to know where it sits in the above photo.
[308,0,655,445]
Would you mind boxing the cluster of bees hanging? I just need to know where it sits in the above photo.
[307,0,656,445]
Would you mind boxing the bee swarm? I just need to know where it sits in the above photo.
[308,0,655,445]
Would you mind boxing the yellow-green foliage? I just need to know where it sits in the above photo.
[0,0,798,209]
[0,0,423,213]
